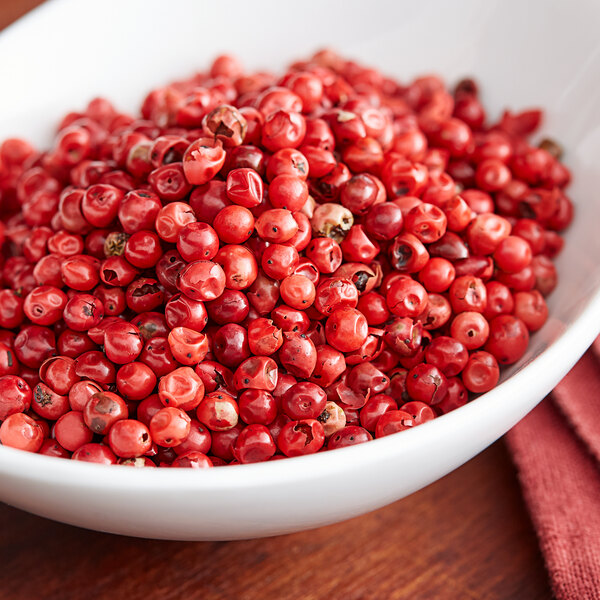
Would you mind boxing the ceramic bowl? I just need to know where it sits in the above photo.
[0,0,599,540]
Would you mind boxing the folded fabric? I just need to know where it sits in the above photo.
[506,340,600,600]
[552,343,600,465]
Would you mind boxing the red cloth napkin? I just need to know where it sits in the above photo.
[506,337,600,600]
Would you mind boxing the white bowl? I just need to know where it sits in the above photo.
[1,0,599,541]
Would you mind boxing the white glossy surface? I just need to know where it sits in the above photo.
[0,0,599,540]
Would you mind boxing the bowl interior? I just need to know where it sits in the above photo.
[1,0,598,351]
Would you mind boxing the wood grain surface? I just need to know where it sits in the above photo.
[0,442,551,600]
[0,3,551,599]
[0,0,44,31]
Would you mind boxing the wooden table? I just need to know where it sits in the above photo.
[0,442,550,599]
[0,2,551,598]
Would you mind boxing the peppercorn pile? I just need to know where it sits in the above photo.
[0,50,572,467]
